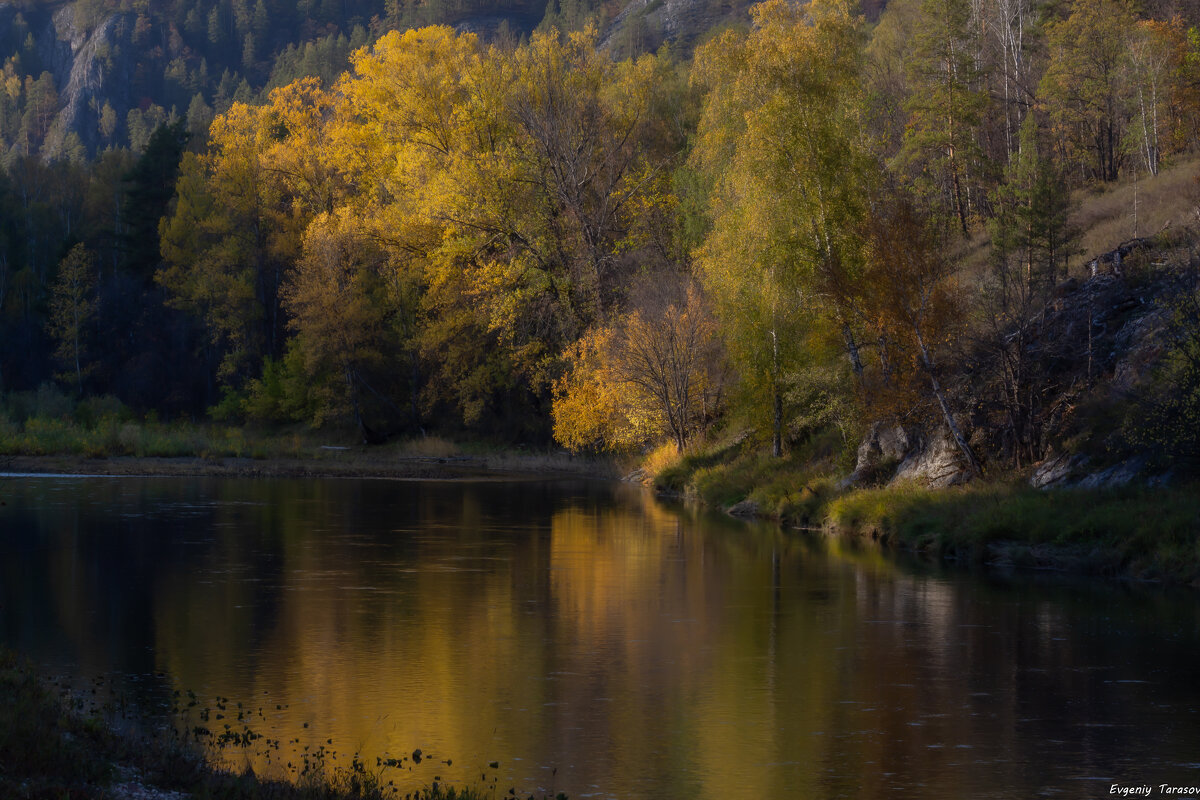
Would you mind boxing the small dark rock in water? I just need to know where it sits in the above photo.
[725,499,760,518]
[489,761,500,768]
[412,748,422,764]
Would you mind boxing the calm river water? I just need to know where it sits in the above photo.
[2,475,1200,798]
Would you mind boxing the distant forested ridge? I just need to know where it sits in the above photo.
[4,0,1200,474]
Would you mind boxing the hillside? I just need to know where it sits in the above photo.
[0,0,755,162]
[656,159,1200,518]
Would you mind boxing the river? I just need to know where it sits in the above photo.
[2,475,1199,798]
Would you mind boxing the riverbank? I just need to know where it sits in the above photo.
[0,649,520,800]
[825,482,1200,584]
[0,406,617,481]
[650,444,1200,586]
[1,449,616,481]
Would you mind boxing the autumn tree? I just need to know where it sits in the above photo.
[553,326,654,452]
[1127,19,1181,176]
[282,211,400,441]
[1039,0,1136,183]
[329,25,678,429]
[159,79,336,393]
[553,278,724,452]
[980,0,1037,164]
[862,193,983,476]
[691,0,871,456]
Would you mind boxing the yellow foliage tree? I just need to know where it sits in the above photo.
[690,0,872,456]
[159,78,339,388]
[554,280,724,452]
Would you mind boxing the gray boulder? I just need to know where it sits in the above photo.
[893,427,974,488]
[1030,453,1090,489]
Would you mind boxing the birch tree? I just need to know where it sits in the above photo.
[690,0,871,456]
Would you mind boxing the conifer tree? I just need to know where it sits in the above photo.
[48,243,96,392]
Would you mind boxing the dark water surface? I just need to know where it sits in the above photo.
[2,475,1200,798]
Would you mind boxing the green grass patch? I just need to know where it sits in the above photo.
[651,426,849,523]
[827,482,1200,582]
[643,431,1200,584]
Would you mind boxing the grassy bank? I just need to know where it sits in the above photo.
[0,385,615,480]
[0,649,564,800]
[0,408,612,482]
[649,439,1200,585]
[826,482,1200,583]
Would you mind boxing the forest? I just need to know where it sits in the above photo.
[3,0,1200,475]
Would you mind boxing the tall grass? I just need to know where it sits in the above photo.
[649,430,1200,584]
[0,385,326,460]
[827,482,1200,581]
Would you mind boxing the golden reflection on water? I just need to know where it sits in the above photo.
[5,477,1200,799]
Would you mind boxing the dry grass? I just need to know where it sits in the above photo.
[951,155,1200,291]
[395,435,461,458]
[640,441,684,481]
[1072,156,1200,270]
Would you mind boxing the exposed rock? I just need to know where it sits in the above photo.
[453,12,541,39]
[839,421,919,488]
[1087,237,1153,278]
[599,0,756,55]
[893,427,974,488]
[857,421,918,469]
[1072,456,1150,490]
[1030,452,1090,489]
[623,467,648,483]
[1110,307,1169,392]
[726,499,761,518]
[41,8,136,160]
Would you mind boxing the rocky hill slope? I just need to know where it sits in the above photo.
[3,0,762,162]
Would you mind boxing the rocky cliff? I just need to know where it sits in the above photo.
[846,234,1198,490]
[40,6,135,159]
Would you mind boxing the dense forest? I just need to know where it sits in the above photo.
[4,0,1200,471]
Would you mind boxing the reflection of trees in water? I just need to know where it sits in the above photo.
[7,477,1200,798]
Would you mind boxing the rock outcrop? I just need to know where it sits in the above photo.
[599,0,757,54]
[41,8,133,159]
[1029,452,1089,488]
[892,427,974,488]
[843,422,974,489]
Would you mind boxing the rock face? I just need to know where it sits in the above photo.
[1072,456,1151,490]
[599,0,757,55]
[892,427,974,488]
[726,498,760,518]
[839,422,917,487]
[857,421,916,468]
[1029,452,1089,489]
[843,422,973,489]
[41,8,133,159]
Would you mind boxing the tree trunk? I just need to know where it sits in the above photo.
[842,323,863,376]
[916,326,982,477]
[771,327,782,458]
[409,348,421,433]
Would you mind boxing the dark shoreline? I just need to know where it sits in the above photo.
[0,452,619,481]
[719,481,1200,587]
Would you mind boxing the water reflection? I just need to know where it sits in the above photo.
[2,476,1200,799]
